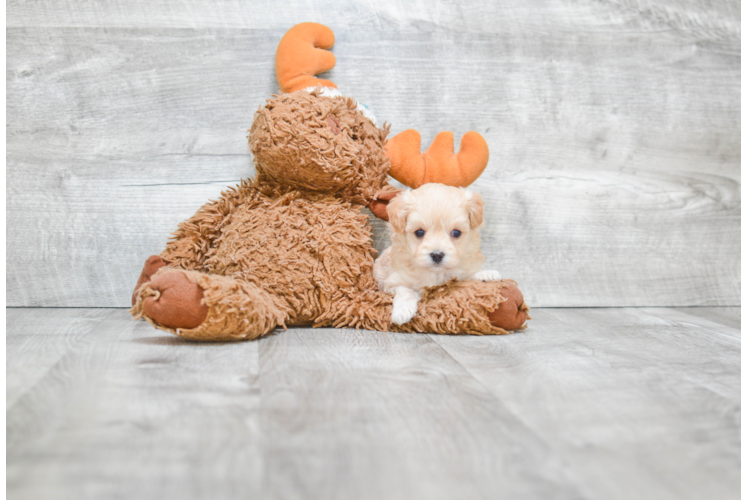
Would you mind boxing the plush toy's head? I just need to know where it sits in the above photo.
[248,90,390,205]
[248,22,491,214]
[247,22,390,204]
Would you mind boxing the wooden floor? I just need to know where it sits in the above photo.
[6,307,740,500]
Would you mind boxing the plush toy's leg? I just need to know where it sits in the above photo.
[134,269,209,329]
[132,255,169,306]
[316,279,529,335]
[487,281,530,331]
[130,268,287,341]
[398,279,529,335]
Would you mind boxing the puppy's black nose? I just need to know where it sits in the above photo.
[430,252,445,264]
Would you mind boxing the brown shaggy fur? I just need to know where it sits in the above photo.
[130,91,529,341]
[249,90,391,205]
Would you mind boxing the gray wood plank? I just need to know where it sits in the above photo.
[740,333,748,498]
[256,327,580,500]
[671,306,740,330]
[429,308,740,500]
[637,307,740,341]
[6,0,740,308]
[6,308,112,408]
[6,307,741,499]
[7,309,263,500]
[6,0,741,33]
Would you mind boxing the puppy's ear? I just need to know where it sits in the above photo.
[466,192,485,229]
[386,193,409,233]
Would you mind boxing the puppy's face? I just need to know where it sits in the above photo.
[386,183,484,271]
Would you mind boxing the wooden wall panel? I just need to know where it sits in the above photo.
[7,0,740,307]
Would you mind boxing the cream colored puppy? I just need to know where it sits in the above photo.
[374,183,502,325]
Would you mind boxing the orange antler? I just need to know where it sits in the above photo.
[385,130,489,188]
[276,23,337,93]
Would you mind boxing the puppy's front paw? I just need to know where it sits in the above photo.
[391,298,418,325]
[474,270,502,282]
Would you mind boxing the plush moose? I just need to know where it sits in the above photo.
[130,23,529,341]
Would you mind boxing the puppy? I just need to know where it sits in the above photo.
[374,183,502,325]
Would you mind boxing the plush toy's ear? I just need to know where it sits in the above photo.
[276,23,337,93]
[385,130,489,189]
[386,193,409,233]
[466,192,485,230]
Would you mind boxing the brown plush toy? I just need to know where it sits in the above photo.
[130,23,530,341]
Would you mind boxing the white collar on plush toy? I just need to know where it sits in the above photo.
[304,86,378,126]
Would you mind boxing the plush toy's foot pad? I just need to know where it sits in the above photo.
[139,271,209,329]
[132,255,168,306]
[488,281,530,331]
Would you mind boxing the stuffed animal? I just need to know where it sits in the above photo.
[130,22,530,341]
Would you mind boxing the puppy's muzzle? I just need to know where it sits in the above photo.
[430,251,445,264]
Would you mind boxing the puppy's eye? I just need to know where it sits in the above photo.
[414,229,425,238]
[451,229,462,238]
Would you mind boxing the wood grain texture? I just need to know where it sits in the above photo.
[429,307,740,500]
[740,329,748,496]
[7,309,263,500]
[6,0,740,307]
[6,307,740,499]
[671,306,740,330]
[257,328,581,500]
[6,308,112,408]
